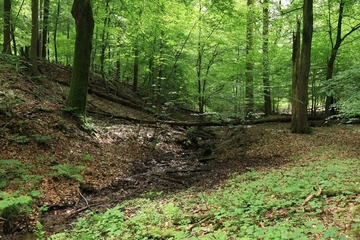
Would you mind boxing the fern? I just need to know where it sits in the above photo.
[49,163,85,181]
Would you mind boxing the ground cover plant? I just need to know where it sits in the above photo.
[49,150,360,240]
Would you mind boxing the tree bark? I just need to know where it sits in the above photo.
[100,0,110,93]
[42,0,49,59]
[245,0,254,114]
[65,0,94,119]
[262,0,271,116]
[31,0,39,75]
[54,0,60,63]
[291,0,313,134]
[3,0,12,54]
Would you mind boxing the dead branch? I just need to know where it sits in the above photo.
[301,183,322,206]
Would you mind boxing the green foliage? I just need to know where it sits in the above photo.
[49,163,85,181]
[323,67,360,120]
[81,153,92,162]
[35,221,46,240]
[0,191,33,233]
[0,90,23,118]
[50,156,359,239]
[32,134,51,145]
[8,134,29,144]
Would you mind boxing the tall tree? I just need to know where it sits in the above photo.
[65,0,94,119]
[31,0,39,75]
[42,0,50,59]
[262,0,271,116]
[53,0,60,63]
[291,0,313,134]
[324,0,360,116]
[245,0,254,114]
[3,0,12,54]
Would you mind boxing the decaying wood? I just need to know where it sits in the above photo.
[302,184,322,206]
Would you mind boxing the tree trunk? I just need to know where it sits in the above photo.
[100,0,110,93]
[245,0,254,114]
[65,0,94,119]
[54,0,60,63]
[291,0,313,134]
[262,0,271,116]
[324,1,360,116]
[133,45,139,92]
[3,0,12,54]
[42,0,49,59]
[31,0,39,75]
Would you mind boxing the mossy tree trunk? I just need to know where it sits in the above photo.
[291,0,313,134]
[65,0,94,119]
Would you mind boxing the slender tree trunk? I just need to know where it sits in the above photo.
[291,0,313,134]
[197,4,204,116]
[54,0,60,63]
[100,0,110,93]
[42,0,49,59]
[292,20,301,127]
[324,0,360,115]
[245,0,254,114]
[262,0,271,116]
[3,0,12,54]
[65,0,94,119]
[31,0,39,75]
[133,44,139,92]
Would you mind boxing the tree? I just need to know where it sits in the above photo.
[31,0,39,75]
[3,0,12,54]
[324,0,360,116]
[42,0,50,59]
[262,0,271,116]
[291,0,313,134]
[245,0,254,114]
[65,0,94,119]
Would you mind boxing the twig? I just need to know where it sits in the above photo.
[77,187,92,212]
[186,215,212,231]
[301,182,322,206]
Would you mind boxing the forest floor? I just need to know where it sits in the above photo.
[1,56,360,239]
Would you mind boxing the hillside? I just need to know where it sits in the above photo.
[1,56,360,239]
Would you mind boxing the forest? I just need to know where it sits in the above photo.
[0,0,360,239]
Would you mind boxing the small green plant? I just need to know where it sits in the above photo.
[32,134,51,145]
[49,163,85,181]
[8,134,29,144]
[141,191,163,200]
[0,90,23,118]
[0,192,33,234]
[35,221,45,240]
[81,153,92,162]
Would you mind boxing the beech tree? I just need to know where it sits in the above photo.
[262,0,271,116]
[245,0,254,114]
[324,0,360,116]
[31,0,39,75]
[291,0,313,134]
[65,0,94,119]
[3,0,11,54]
[1,0,360,121]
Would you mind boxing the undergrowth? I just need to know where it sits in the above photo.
[50,156,360,240]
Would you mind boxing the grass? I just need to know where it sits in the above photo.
[49,150,360,240]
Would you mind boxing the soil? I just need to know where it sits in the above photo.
[1,58,360,239]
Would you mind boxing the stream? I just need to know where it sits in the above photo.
[6,147,217,240]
